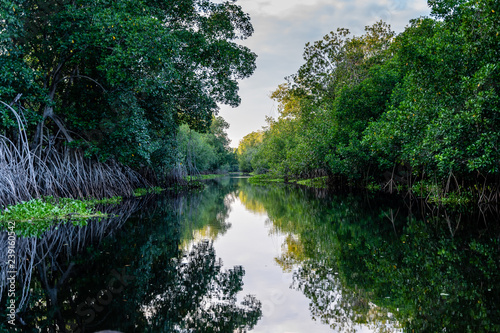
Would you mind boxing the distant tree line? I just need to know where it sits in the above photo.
[177,116,238,174]
[237,0,500,203]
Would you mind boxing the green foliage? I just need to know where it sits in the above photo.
[325,61,401,178]
[365,2,500,180]
[292,21,395,99]
[247,21,398,182]
[242,2,500,201]
[177,116,236,174]
[247,174,329,188]
[86,196,123,205]
[133,187,164,197]
[365,181,382,192]
[427,191,472,207]
[0,0,256,179]
[178,124,217,172]
[296,176,328,189]
[205,116,237,171]
[248,173,285,185]
[411,180,473,207]
[0,196,118,236]
[186,174,227,181]
[236,130,264,172]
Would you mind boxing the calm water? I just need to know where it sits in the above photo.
[1,177,500,332]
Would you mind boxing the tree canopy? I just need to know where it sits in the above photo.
[0,0,256,176]
[239,0,500,202]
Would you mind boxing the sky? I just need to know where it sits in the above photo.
[218,0,432,147]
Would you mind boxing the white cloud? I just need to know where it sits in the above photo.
[239,0,331,16]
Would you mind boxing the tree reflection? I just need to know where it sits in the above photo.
[238,179,500,332]
[178,177,239,246]
[1,185,261,332]
[0,198,143,326]
[293,260,398,333]
[145,240,262,332]
[274,234,306,273]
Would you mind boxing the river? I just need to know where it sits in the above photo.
[1,177,499,332]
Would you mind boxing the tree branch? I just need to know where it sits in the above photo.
[55,75,107,93]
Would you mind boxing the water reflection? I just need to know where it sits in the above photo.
[178,177,238,246]
[237,179,500,332]
[3,176,499,332]
[143,240,261,332]
[0,183,262,332]
[0,199,143,319]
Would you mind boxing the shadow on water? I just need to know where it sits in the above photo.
[237,180,500,332]
[0,177,262,332]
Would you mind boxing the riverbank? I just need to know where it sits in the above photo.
[248,173,486,208]
[249,174,328,189]
[0,174,234,236]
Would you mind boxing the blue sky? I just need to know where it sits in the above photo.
[218,0,432,147]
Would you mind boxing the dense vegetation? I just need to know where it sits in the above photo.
[237,0,500,203]
[177,116,238,174]
[0,0,253,205]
